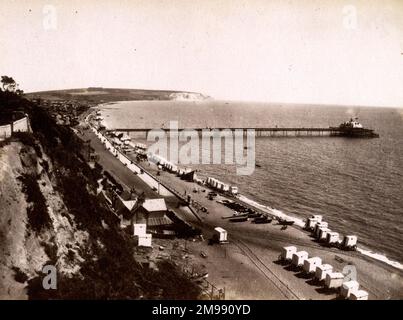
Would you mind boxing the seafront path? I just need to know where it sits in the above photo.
[78,114,402,300]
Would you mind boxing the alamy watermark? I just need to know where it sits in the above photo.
[146,121,255,175]
[43,5,58,31]
[42,264,57,290]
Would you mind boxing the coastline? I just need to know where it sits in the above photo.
[95,104,403,272]
[83,106,403,299]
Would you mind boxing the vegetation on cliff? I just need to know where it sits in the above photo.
[0,77,201,299]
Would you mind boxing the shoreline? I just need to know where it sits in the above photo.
[236,194,403,271]
[83,106,403,299]
[94,104,403,272]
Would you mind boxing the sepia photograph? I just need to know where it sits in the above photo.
[0,0,402,304]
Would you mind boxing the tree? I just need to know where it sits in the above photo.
[1,75,18,92]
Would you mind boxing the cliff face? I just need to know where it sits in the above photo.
[0,92,201,299]
[0,140,89,299]
[168,92,210,101]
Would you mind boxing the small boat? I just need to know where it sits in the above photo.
[229,216,248,223]
[253,216,272,224]
[222,212,248,219]
[277,217,295,226]
[248,212,262,219]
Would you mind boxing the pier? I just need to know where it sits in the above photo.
[106,126,379,138]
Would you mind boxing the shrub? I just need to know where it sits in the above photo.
[18,173,51,233]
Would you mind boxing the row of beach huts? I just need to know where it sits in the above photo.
[147,153,240,196]
[280,245,368,300]
[304,215,358,250]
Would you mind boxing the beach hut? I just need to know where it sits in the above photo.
[349,289,369,300]
[340,280,360,299]
[137,233,152,247]
[303,257,322,274]
[214,227,228,243]
[230,186,239,195]
[291,251,308,268]
[305,217,318,230]
[314,222,329,237]
[312,215,323,222]
[222,184,230,192]
[342,235,358,249]
[133,223,147,236]
[326,232,340,245]
[318,227,331,241]
[281,246,297,261]
[315,264,333,281]
[325,272,344,289]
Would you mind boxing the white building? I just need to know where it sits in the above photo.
[292,251,308,268]
[340,280,360,299]
[318,227,331,241]
[214,227,228,243]
[349,289,369,300]
[137,233,152,247]
[314,222,329,237]
[281,246,297,261]
[326,232,340,245]
[343,235,358,248]
[303,257,322,274]
[315,264,333,281]
[325,272,344,289]
[133,223,147,236]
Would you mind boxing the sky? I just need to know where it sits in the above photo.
[0,0,402,107]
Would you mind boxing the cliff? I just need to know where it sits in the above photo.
[0,91,201,299]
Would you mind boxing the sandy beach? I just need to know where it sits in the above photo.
[81,111,403,300]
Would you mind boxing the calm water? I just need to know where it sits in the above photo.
[101,100,403,263]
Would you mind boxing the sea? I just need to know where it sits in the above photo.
[99,100,403,268]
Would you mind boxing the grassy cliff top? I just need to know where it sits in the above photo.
[25,87,210,103]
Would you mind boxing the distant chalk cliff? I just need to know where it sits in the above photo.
[169,92,210,101]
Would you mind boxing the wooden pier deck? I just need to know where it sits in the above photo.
[106,127,379,138]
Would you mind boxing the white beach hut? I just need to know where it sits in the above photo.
[312,215,323,222]
[325,272,345,289]
[314,222,329,237]
[230,186,238,194]
[305,217,318,230]
[340,280,360,299]
[326,232,340,245]
[292,251,309,268]
[318,227,331,241]
[214,227,228,243]
[281,246,297,261]
[303,257,322,274]
[315,264,333,281]
[349,289,369,300]
[342,235,358,249]
[133,223,147,236]
[137,233,152,247]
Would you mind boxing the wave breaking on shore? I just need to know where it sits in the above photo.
[238,194,403,271]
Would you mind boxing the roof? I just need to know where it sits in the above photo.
[115,196,137,217]
[214,227,226,233]
[122,199,137,211]
[147,215,173,227]
[142,198,167,212]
